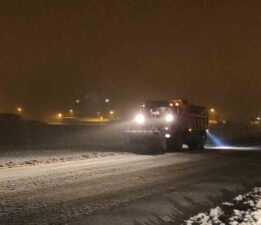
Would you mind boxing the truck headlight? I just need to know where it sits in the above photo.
[135,114,145,124]
[165,114,174,122]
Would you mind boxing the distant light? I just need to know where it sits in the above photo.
[169,103,173,107]
[17,107,23,113]
[165,134,171,138]
[109,110,114,115]
[257,117,261,121]
[188,128,192,132]
[76,99,80,103]
[57,113,63,118]
[210,108,215,113]
[69,109,73,113]
[141,104,145,108]
[206,129,209,133]
[165,127,169,130]
[105,98,110,103]
[175,102,179,107]
[100,116,103,120]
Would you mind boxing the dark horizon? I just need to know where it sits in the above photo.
[1,0,261,120]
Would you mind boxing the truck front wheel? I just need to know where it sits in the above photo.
[188,132,206,150]
[166,134,183,152]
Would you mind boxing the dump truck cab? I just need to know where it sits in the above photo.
[126,99,208,151]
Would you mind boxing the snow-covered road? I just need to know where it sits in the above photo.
[1,149,261,225]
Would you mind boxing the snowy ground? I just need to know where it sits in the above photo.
[185,187,261,225]
[1,149,261,225]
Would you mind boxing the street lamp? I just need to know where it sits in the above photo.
[57,113,63,118]
[109,110,114,115]
[17,107,23,113]
[76,99,80,104]
[210,108,215,113]
[105,98,110,103]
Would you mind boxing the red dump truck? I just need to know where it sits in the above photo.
[126,99,209,151]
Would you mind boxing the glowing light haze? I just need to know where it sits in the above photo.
[0,1,261,120]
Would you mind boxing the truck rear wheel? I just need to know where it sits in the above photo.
[199,132,207,149]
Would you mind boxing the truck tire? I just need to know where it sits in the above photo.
[199,132,207,150]
[188,142,198,150]
[189,132,206,150]
[166,133,183,152]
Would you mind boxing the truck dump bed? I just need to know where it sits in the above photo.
[187,105,208,131]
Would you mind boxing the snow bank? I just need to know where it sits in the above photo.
[0,149,125,168]
[185,187,261,225]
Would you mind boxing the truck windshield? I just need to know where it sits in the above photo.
[143,106,174,117]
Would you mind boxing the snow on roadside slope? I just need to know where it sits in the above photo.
[185,187,261,225]
[0,149,127,168]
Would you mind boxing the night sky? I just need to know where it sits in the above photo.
[1,0,261,120]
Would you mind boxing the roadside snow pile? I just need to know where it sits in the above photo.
[0,149,125,168]
[185,187,261,225]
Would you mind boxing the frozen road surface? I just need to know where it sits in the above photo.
[1,149,261,225]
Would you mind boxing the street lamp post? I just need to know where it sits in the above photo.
[104,98,110,117]
[109,110,115,120]
[209,108,217,123]
[75,99,81,117]
[69,109,74,117]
